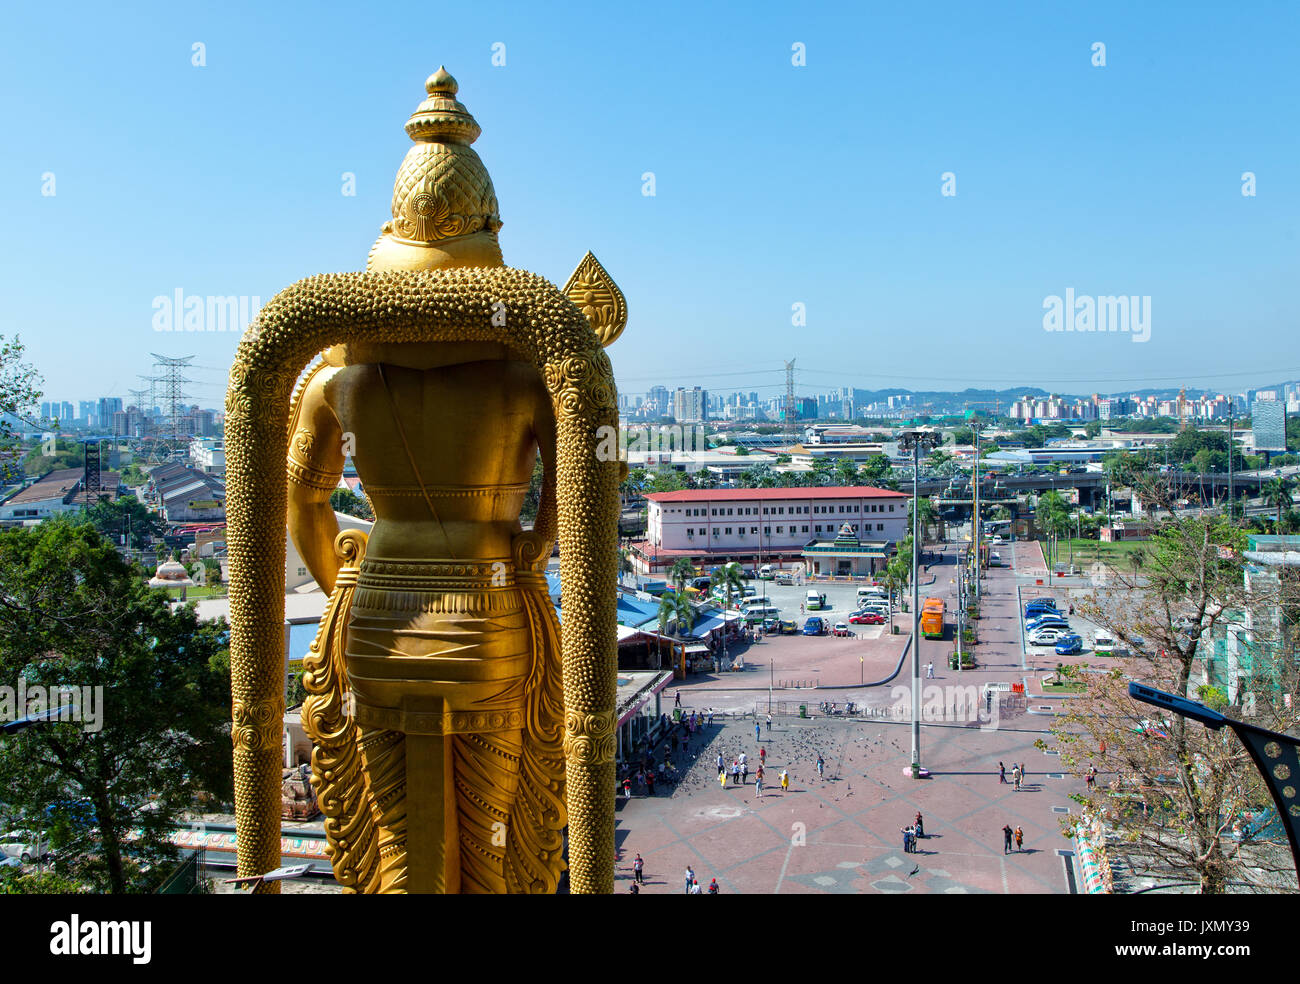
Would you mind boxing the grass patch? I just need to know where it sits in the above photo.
[1044,538,1153,570]
[1042,681,1086,694]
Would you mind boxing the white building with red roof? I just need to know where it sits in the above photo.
[629,486,909,576]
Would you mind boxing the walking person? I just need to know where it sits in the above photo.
[759,747,766,767]
[780,769,789,793]
[1002,824,1013,854]
[817,753,825,779]
[719,767,727,790]
[766,713,772,733]
[926,661,934,679]
[754,775,763,799]
[731,760,740,786]
[1014,825,1024,853]
[708,878,719,894]
[999,761,1006,785]
[685,865,695,894]
[755,720,761,743]
[914,812,924,839]
[742,761,749,785]
[716,752,725,774]
[646,768,656,796]
[901,825,913,853]
[1012,766,1021,792]
[633,854,644,884]
[708,709,715,727]
[690,878,702,894]
[674,691,681,709]
[623,777,632,799]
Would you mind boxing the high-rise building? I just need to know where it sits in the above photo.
[98,397,123,431]
[672,386,708,423]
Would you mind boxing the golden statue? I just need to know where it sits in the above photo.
[224,68,626,893]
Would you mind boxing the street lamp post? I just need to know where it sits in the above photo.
[900,428,941,779]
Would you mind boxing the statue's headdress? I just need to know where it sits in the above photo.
[367,67,503,271]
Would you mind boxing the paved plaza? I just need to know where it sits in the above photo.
[616,540,1093,894]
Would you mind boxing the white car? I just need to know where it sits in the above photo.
[0,830,43,864]
[1028,627,1067,646]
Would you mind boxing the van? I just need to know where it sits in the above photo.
[743,605,780,623]
[857,586,887,601]
[1094,632,1116,656]
[806,590,825,611]
[758,565,774,580]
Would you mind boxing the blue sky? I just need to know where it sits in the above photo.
[2,0,1297,409]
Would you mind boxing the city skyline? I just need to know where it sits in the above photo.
[3,2,1297,402]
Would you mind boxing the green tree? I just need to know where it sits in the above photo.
[645,467,688,493]
[669,557,696,594]
[21,437,85,478]
[81,496,165,550]
[0,336,42,480]
[329,487,375,521]
[1261,476,1294,527]
[656,590,695,638]
[908,496,937,546]
[833,457,859,486]
[710,561,746,612]
[520,454,545,524]
[0,520,233,893]
[1055,518,1300,893]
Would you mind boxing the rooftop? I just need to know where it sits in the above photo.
[645,485,908,503]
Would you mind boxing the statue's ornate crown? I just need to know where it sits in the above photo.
[368,68,503,271]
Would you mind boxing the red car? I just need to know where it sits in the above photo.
[848,612,886,625]
[831,622,852,637]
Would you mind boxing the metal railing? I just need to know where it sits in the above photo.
[155,848,207,894]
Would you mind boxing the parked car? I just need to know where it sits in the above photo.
[758,565,774,580]
[1026,615,1070,632]
[779,619,798,635]
[849,611,886,625]
[0,830,45,864]
[832,622,851,637]
[1028,627,1067,646]
[1024,599,1059,618]
[775,572,794,586]
[1054,634,1084,656]
[762,617,780,634]
[802,616,826,636]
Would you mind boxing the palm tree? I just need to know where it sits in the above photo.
[710,561,746,664]
[1262,476,1294,527]
[908,496,937,547]
[710,561,746,611]
[669,557,695,595]
[657,590,696,637]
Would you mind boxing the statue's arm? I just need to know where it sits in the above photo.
[287,367,345,594]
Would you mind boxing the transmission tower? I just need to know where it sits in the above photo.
[149,354,195,442]
[784,359,797,440]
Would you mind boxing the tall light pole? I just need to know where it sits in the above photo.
[971,421,983,602]
[901,427,941,779]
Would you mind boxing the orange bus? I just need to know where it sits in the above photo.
[920,597,946,639]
